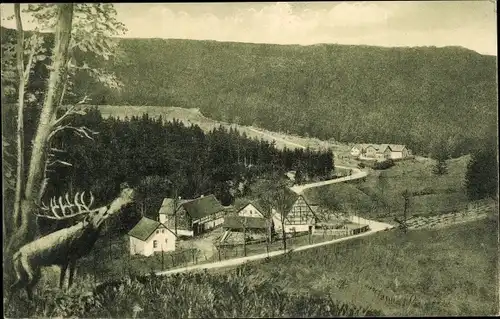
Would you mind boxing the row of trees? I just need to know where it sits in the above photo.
[3,105,335,230]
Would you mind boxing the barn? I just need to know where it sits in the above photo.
[158,194,226,237]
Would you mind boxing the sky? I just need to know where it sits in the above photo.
[0,1,497,55]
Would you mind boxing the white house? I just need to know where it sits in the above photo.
[271,189,317,234]
[128,217,177,256]
[350,144,371,157]
[236,202,267,218]
[388,144,410,159]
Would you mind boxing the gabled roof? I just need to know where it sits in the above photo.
[128,217,176,241]
[351,143,372,150]
[388,144,406,152]
[222,216,269,230]
[269,189,317,219]
[376,144,391,153]
[159,195,224,219]
[181,194,225,219]
[158,198,190,216]
[235,201,267,217]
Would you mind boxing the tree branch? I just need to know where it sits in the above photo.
[23,42,37,86]
[52,95,89,126]
[48,124,98,142]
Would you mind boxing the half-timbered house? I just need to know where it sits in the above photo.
[271,188,318,234]
[158,194,226,237]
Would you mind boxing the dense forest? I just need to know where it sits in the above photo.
[2,106,333,215]
[1,26,497,158]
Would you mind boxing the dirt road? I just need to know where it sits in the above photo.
[290,165,367,194]
[156,219,394,276]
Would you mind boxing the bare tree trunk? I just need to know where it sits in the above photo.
[13,3,25,230]
[6,4,74,257]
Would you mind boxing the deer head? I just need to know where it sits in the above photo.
[86,187,136,229]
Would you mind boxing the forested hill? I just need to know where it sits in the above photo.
[1,26,497,157]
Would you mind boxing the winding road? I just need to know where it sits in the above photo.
[155,127,394,276]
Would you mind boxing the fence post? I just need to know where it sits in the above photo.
[171,255,175,267]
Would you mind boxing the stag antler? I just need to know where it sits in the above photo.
[36,191,99,220]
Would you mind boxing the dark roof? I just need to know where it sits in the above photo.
[128,217,161,241]
[128,217,177,241]
[181,195,224,219]
[376,144,391,153]
[222,216,269,230]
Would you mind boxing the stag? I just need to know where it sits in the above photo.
[9,187,135,300]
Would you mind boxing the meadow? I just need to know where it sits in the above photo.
[215,216,499,316]
[5,216,496,317]
[304,154,472,222]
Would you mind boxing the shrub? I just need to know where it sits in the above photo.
[5,271,382,318]
[372,159,395,170]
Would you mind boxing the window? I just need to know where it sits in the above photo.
[156,230,159,234]
[165,239,168,244]
[162,229,165,234]
[153,240,158,248]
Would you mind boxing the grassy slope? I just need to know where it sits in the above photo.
[304,155,471,220]
[217,217,499,316]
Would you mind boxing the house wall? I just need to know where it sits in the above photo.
[350,147,361,156]
[129,236,145,255]
[163,208,193,233]
[238,204,265,218]
[391,151,404,159]
[130,225,177,256]
[196,210,225,232]
[365,146,377,157]
[287,196,315,225]
[272,206,315,234]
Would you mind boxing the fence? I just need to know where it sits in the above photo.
[77,222,374,284]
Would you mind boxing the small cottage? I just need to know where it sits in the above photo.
[158,194,226,237]
[388,144,410,159]
[128,217,177,256]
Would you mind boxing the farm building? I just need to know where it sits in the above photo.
[158,194,226,237]
[388,144,411,159]
[220,216,269,244]
[235,201,268,218]
[270,188,318,234]
[350,144,372,157]
[128,217,177,256]
[351,143,411,160]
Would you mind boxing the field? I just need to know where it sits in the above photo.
[6,216,496,317]
[214,216,499,316]
[94,105,355,157]
[304,154,472,222]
